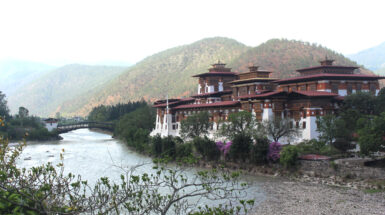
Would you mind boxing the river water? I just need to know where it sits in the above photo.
[16,129,266,212]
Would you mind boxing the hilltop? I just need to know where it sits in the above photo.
[229,39,372,78]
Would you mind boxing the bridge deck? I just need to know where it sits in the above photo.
[57,121,114,133]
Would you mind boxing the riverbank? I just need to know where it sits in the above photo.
[252,178,385,215]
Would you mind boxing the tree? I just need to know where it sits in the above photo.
[0,135,253,214]
[18,107,29,118]
[262,117,300,142]
[115,105,156,151]
[0,91,9,119]
[218,111,260,140]
[316,114,350,146]
[180,111,212,139]
[357,112,385,155]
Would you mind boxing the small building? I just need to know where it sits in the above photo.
[44,118,59,132]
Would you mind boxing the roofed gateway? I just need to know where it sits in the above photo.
[150,60,384,143]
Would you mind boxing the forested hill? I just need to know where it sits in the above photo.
[58,37,250,116]
[229,39,372,79]
[8,64,126,116]
[59,38,375,116]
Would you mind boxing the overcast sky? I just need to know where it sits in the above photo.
[0,0,384,66]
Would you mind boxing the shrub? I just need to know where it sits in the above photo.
[280,145,299,168]
[250,137,270,164]
[216,141,232,159]
[229,134,252,162]
[267,142,282,162]
[193,136,220,161]
[175,142,193,159]
[151,135,163,157]
[332,138,355,152]
[161,136,176,158]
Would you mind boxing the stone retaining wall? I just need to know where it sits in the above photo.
[299,158,385,179]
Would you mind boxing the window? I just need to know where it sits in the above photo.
[347,83,352,95]
[302,121,306,129]
[296,121,299,128]
[331,83,338,94]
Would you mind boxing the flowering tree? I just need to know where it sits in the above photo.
[267,142,282,162]
[216,141,232,159]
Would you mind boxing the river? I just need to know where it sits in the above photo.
[16,128,266,212]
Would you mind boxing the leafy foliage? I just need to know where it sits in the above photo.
[180,111,212,139]
[114,105,156,152]
[267,142,282,162]
[250,137,270,164]
[280,145,299,168]
[229,134,252,162]
[316,114,350,147]
[0,132,254,214]
[88,100,148,122]
[218,111,260,140]
[193,136,220,161]
[0,91,10,119]
[357,112,385,155]
[262,117,300,142]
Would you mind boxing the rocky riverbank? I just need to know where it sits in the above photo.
[252,178,385,215]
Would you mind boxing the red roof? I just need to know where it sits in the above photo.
[292,91,339,97]
[274,73,385,84]
[192,72,238,77]
[297,65,359,72]
[238,91,286,99]
[153,98,194,107]
[173,101,240,110]
[299,154,331,161]
[191,90,232,98]
[239,90,338,100]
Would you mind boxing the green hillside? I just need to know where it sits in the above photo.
[8,64,127,116]
[59,37,249,116]
[229,39,372,79]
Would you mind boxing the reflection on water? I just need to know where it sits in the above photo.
[17,128,266,209]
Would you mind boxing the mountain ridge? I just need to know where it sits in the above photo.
[59,38,375,116]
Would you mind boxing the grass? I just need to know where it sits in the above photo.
[364,189,385,194]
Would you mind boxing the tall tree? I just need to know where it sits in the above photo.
[18,107,29,118]
[357,112,385,155]
[180,111,212,139]
[262,117,300,142]
[218,111,261,140]
[316,114,350,145]
[0,91,10,119]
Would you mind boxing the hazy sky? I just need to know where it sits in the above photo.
[0,0,384,66]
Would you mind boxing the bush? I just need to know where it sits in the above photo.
[193,136,220,161]
[229,134,252,162]
[250,137,270,164]
[267,142,282,162]
[280,145,299,168]
[161,136,176,158]
[332,138,355,152]
[296,139,326,155]
[176,142,193,159]
[151,135,163,157]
